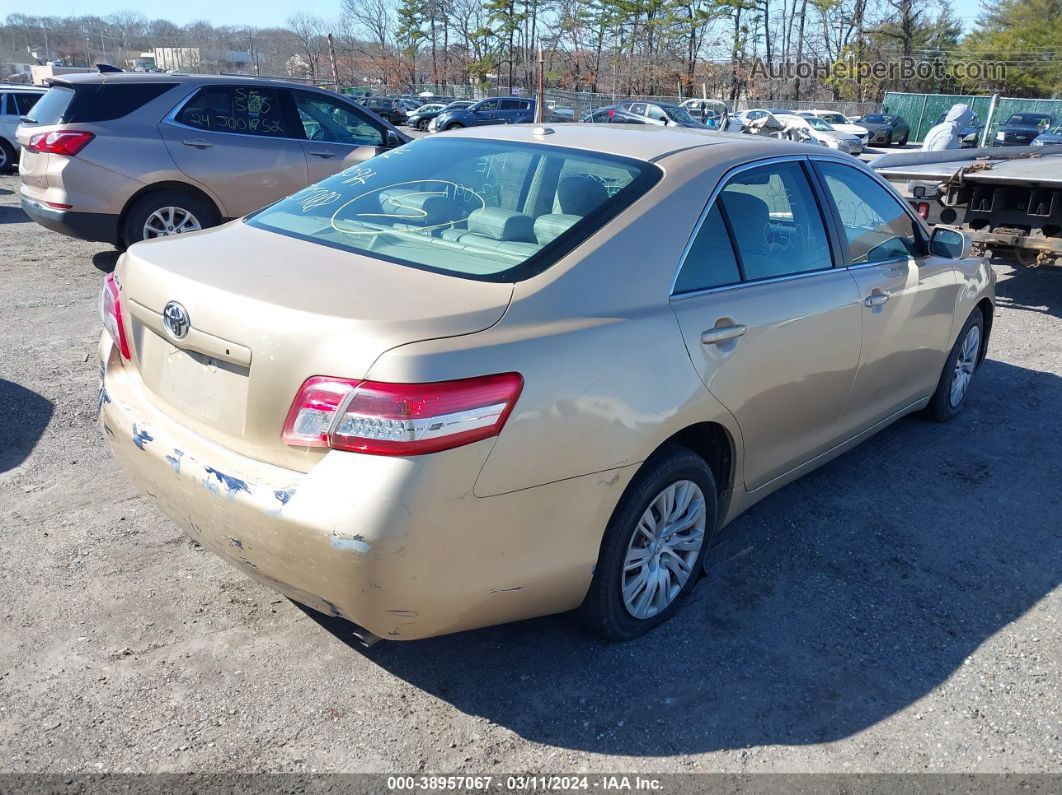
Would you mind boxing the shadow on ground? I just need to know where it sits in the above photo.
[994,258,1062,321]
[305,354,1062,755]
[0,380,54,473]
[0,205,28,224]
[92,251,121,273]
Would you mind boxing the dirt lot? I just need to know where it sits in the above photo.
[0,171,1059,774]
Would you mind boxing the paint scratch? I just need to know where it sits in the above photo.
[204,467,250,497]
[489,586,524,593]
[131,424,154,450]
[273,487,295,506]
[165,449,184,474]
[330,532,372,554]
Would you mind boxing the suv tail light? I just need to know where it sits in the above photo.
[283,373,523,456]
[916,201,930,220]
[99,272,131,359]
[28,130,95,156]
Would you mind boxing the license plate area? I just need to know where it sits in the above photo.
[133,322,249,432]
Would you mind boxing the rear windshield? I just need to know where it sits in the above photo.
[863,114,895,123]
[247,138,661,282]
[1006,113,1052,128]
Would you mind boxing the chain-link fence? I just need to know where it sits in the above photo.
[883,91,1062,143]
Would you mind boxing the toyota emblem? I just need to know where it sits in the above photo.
[163,301,190,340]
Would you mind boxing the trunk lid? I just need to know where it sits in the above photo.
[117,221,514,471]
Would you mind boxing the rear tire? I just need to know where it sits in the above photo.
[122,190,220,246]
[580,446,716,641]
[897,132,909,146]
[417,119,429,131]
[0,139,16,174]
[925,308,984,422]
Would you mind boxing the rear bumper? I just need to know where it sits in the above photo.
[99,335,631,639]
[21,196,119,244]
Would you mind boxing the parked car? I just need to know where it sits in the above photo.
[995,112,1055,146]
[1033,124,1062,146]
[430,97,537,131]
[16,73,408,248]
[407,100,470,130]
[98,126,994,642]
[358,96,408,125]
[777,113,863,154]
[614,100,706,128]
[0,84,46,172]
[928,110,983,148]
[856,113,910,146]
[798,110,869,143]
[581,105,656,125]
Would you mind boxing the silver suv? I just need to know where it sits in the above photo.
[17,72,408,247]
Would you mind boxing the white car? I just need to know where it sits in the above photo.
[0,84,46,172]
[800,110,870,143]
[778,113,863,155]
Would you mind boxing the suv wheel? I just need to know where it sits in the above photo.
[0,139,16,174]
[444,122,464,131]
[580,446,716,641]
[124,190,220,245]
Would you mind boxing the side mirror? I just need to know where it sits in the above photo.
[385,129,403,149]
[929,226,972,259]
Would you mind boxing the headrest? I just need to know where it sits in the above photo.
[466,207,535,242]
[533,213,581,245]
[558,176,609,216]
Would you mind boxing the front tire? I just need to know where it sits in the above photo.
[897,132,909,146]
[443,122,464,131]
[925,308,984,422]
[122,190,220,246]
[580,446,716,641]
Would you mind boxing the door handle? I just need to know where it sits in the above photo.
[181,138,213,149]
[308,149,335,158]
[864,293,890,307]
[701,324,748,345]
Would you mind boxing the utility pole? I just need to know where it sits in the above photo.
[248,33,260,75]
[42,25,50,61]
[534,47,544,123]
[327,33,340,89]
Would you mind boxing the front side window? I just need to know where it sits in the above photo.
[816,161,923,264]
[175,86,290,138]
[294,92,383,146]
[474,99,500,112]
[716,161,832,281]
[247,138,661,281]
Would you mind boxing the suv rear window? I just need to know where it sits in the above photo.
[247,138,661,282]
[23,83,176,125]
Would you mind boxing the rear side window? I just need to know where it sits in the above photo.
[717,161,832,280]
[21,86,73,124]
[816,161,924,264]
[247,137,661,282]
[175,86,290,137]
[66,83,176,123]
[9,93,43,116]
[674,204,741,293]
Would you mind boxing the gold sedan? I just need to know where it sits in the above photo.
[98,125,994,641]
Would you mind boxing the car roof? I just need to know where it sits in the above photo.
[50,71,330,91]
[438,122,824,163]
[0,84,45,91]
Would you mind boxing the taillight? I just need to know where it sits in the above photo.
[99,272,131,359]
[28,130,94,156]
[916,201,930,220]
[282,373,523,456]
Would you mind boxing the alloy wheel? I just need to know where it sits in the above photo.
[621,479,707,620]
[949,325,980,408]
[142,206,202,239]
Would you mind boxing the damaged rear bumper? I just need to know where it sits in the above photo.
[99,335,633,639]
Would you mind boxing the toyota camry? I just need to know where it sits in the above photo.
[99,125,994,641]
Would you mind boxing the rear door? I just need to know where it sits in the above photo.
[810,158,959,433]
[159,84,308,218]
[291,90,389,184]
[670,157,863,491]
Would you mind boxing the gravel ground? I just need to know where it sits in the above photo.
[0,170,1059,774]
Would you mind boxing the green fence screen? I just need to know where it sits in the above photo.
[881,92,1062,143]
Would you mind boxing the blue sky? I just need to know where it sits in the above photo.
[38,0,986,31]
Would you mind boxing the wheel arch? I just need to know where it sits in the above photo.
[117,181,223,248]
[653,421,737,526]
[975,297,994,365]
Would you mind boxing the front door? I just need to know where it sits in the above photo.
[670,159,864,491]
[811,159,960,434]
[159,84,307,218]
